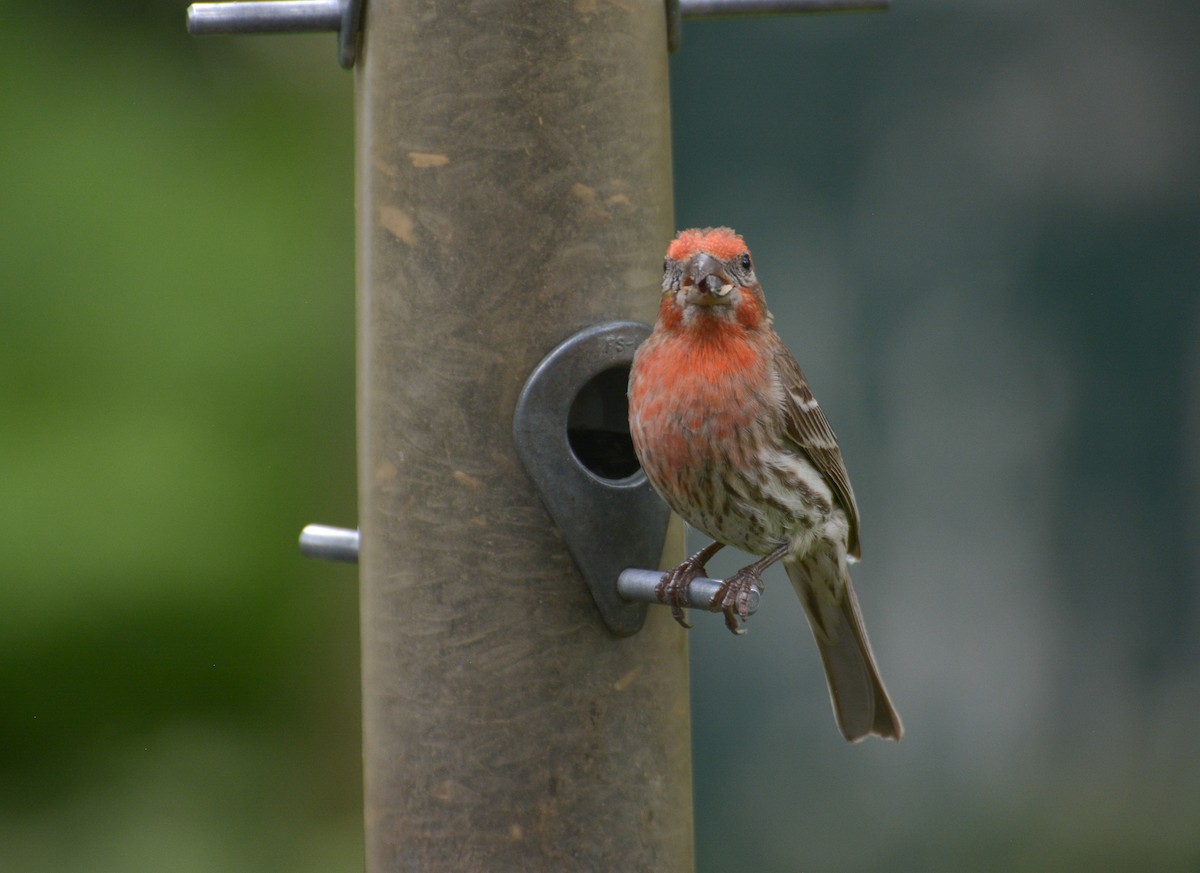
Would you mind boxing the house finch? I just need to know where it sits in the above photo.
[628,227,902,742]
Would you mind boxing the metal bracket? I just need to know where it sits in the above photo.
[187,0,365,69]
[513,321,670,636]
[671,0,890,53]
[185,1,889,66]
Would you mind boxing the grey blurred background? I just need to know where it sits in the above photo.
[2,1,1197,871]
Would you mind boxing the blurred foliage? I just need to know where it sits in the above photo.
[2,1,1198,871]
[1,4,360,871]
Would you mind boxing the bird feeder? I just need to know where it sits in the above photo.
[188,1,888,869]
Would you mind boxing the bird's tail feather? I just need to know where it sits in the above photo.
[786,560,903,742]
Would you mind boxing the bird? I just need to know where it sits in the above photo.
[628,227,902,742]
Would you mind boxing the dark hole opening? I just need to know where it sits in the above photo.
[567,366,641,481]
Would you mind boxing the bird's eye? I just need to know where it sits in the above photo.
[740,253,752,271]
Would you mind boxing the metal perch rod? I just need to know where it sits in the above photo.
[186,0,342,34]
[617,567,762,615]
[299,525,760,615]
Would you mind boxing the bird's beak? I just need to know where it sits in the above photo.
[682,253,734,306]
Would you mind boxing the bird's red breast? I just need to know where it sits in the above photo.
[629,317,775,491]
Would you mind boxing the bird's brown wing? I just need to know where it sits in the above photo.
[774,347,862,559]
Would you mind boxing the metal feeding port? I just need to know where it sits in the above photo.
[513,321,670,636]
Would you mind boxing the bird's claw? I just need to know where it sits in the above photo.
[655,555,710,629]
[713,568,764,636]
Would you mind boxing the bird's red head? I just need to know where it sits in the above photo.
[666,227,748,262]
[659,227,768,332]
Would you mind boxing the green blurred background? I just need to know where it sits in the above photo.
[2,2,1197,871]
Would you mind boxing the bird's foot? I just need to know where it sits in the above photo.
[712,544,787,634]
[656,541,725,629]
[713,566,766,635]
